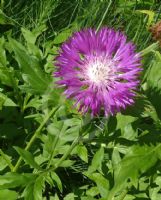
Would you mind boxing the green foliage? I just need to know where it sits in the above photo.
[0,189,18,200]
[0,0,161,199]
[9,38,51,94]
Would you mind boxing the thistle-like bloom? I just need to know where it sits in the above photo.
[54,28,141,116]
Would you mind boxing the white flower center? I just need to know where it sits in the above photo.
[86,57,115,85]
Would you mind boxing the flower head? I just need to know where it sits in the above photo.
[54,28,142,116]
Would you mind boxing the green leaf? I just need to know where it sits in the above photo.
[86,186,99,197]
[14,146,40,169]
[85,172,109,198]
[23,183,34,200]
[116,113,137,131]
[112,148,121,166]
[0,92,6,110]
[0,68,14,86]
[146,55,161,119]
[0,150,13,171]
[4,97,17,107]
[33,175,44,200]
[147,60,161,91]
[0,172,36,189]
[0,93,17,110]
[50,172,62,192]
[107,144,161,200]
[0,37,6,66]
[88,146,104,173]
[9,38,51,94]
[0,38,17,87]
[51,159,74,168]
[24,97,42,110]
[52,194,60,200]
[0,189,18,200]
[64,193,75,200]
[21,28,37,44]
[23,175,44,200]
[21,28,43,59]
[22,25,47,52]
[53,30,72,44]
[76,145,88,163]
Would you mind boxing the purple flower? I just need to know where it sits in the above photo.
[54,28,142,116]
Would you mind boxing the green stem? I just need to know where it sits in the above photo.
[96,0,112,32]
[46,131,61,169]
[47,135,81,172]
[0,149,14,171]
[12,106,58,172]
[45,118,91,171]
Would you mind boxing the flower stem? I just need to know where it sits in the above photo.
[96,0,112,32]
[12,106,58,172]
[46,134,81,173]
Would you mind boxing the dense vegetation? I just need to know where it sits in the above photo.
[0,0,161,199]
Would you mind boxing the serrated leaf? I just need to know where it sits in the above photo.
[9,38,51,94]
[14,146,40,169]
[50,172,62,192]
[107,144,161,200]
